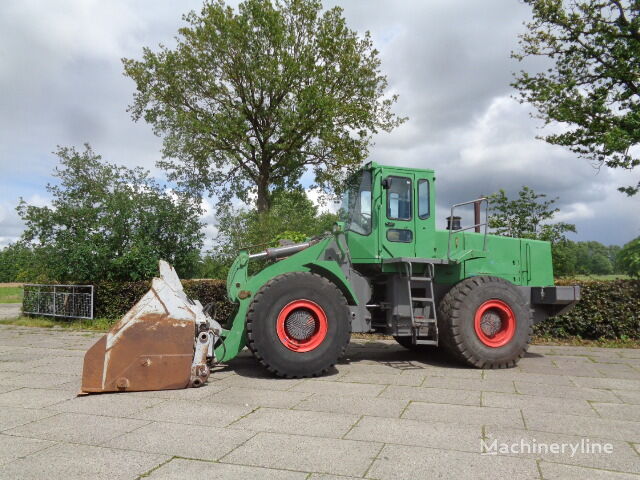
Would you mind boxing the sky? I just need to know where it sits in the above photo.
[0,0,638,249]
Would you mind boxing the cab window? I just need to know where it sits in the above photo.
[418,179,430,219]
[387,176,412,220]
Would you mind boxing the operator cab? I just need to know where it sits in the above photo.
[339,162,436,263]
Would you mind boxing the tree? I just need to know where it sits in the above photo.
[199,189,338,277]
[488,186,577,276]
[513,0,640,195]
[488,186,576,242]
[617,236,640,277]
[123,0,404,213]
[17,145,204,282]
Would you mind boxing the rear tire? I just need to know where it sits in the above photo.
[246,272,351,378]
[438,276,532,369]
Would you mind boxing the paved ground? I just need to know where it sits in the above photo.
[0,304,20,320]
[0,325,639,479]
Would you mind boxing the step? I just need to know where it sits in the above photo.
[410,276,432,282]
[412,297,433,302]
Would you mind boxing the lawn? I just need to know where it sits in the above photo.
[568,274,630,281]
[0,316,114,331]
[0,286,23,304]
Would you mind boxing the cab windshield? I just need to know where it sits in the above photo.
[339,169,372,235]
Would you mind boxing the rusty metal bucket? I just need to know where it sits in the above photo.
[81,261,221,393]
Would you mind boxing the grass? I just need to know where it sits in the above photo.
[0,316,114,331]
[0,287,23,304]
[564,274,630,281]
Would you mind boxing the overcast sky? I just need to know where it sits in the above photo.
[1,0,638,249]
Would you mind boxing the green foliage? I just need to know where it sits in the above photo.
[553,240,625,277]
[205,189,338,277]
[535,278,640,339]
[488,186,576,242]
[93,279,234,322]
[513,0,640,195]
[16,145,204,282]
[617,236,640,277]
[123,0,405,212]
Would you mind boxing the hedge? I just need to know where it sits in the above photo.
[533,279,640,340]
[92,278,639,340]
[94,279,235,325]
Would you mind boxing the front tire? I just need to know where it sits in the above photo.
[246,272,351,378]
[438,276,532,368]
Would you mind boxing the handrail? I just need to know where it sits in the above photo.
[446,198,488,260]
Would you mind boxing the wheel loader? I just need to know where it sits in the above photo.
[81,162,580,393]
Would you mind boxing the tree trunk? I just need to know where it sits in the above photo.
[256,176,270,213]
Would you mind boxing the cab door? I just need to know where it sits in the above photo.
[380,173,415,259]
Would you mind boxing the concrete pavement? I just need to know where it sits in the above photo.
[0,325,639,479]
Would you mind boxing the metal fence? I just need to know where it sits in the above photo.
[23,284,94,319]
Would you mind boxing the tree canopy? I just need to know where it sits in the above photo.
[123,0,405,212]
[617,236,640,277]
[513,0,640,195]
[488,186,576,243]
[16,145,204,282]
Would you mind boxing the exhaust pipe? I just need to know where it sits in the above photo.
[248,239,318,260]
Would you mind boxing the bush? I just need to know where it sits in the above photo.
[534,279,640,339]
[94,279,234,323]
[93,278,640,341]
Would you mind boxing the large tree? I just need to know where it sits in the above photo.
[123,0,404,212]
[17,145,204,282]
[513,0,640,195]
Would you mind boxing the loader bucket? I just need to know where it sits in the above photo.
[81,261,221,394]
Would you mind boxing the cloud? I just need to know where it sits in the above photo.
[0,0,638,249]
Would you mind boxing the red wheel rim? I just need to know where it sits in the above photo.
[474,300,516,348]
[276,300,328,352]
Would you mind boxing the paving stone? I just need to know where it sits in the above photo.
[230,407,359,438]
[592,402,640,422]
[539,462,640,479]
[222,432,381,477]
[514,381,619,402]
[485,427,640,474]
[0,443,169,480]
[345,415,481,451]
[290,379,386,397]
[142,382,228,400]
[0,434,54,466]
[482,391,597,416]
[132,399,253,427]
[337,371,425,386]
[571,377,640,391]
[484,370,575,386]
[216,375,303,391]
[105,421,254,461]
[47,392,166,417]
[380,385,481,406]
[210,386,311,408]
[294,393,407,418]
[6,412,150,445]
[423,376,516,393]
[35,355,84,375]
[595,364,640,380]
[6,372,80,388]
[0,406,58,431]
[523,411,640,442]
[147,458,307,480]
[367,443,539,480]
[402,402,525,428]
[0,385,20,394]
[0,387,76,408]
[613,389,640,405]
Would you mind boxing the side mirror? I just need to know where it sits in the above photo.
[381,178,392,189]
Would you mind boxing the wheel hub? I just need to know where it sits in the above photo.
[473,299,516,348]
[276,299,328,352]
[479,310,503,337]
[284,309,316,341]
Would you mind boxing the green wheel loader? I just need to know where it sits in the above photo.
[81,162,580,393]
